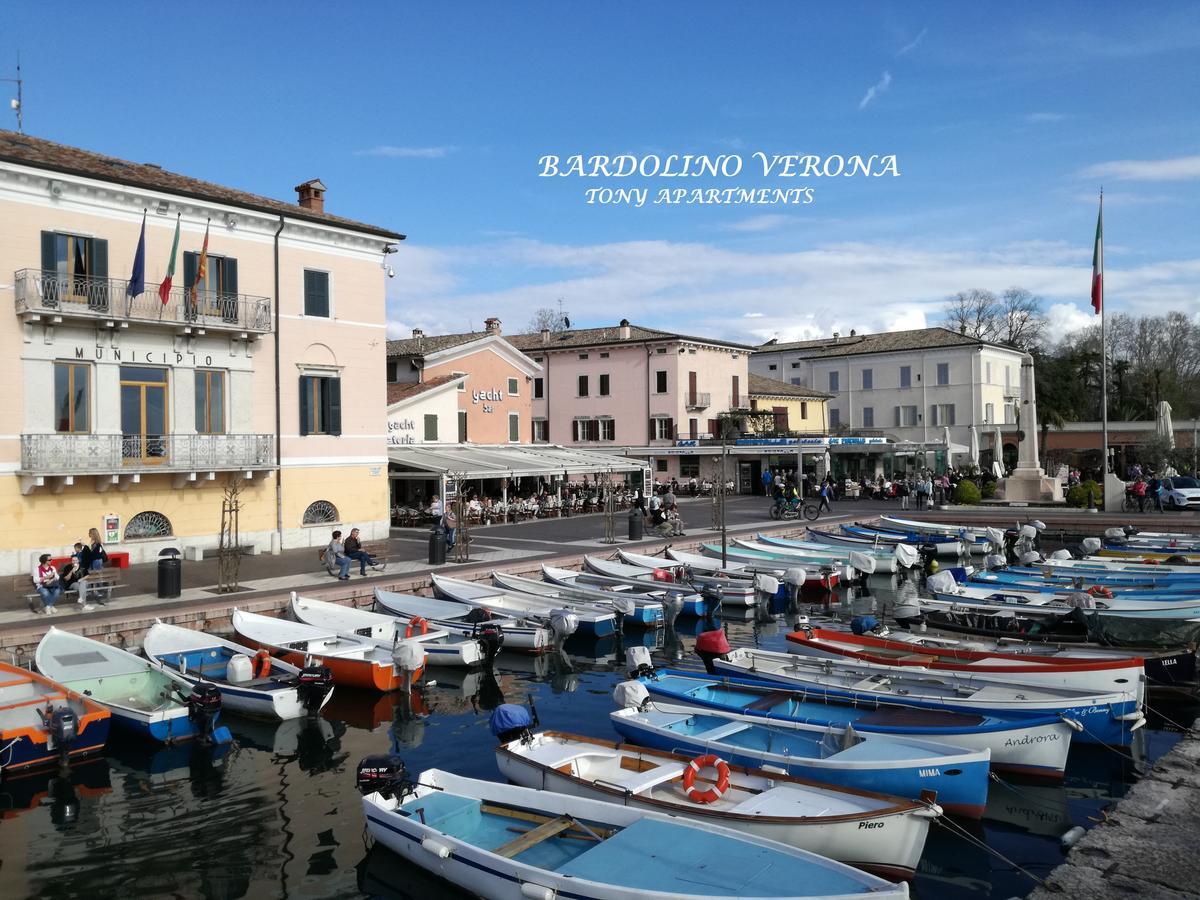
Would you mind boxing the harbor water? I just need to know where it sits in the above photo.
[2,574,1196,900]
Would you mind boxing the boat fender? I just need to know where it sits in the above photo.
[519,883,556,900]
[405,616,429,639]
[421,838,452,859]
[1060,717,1084,733]
[1061,826,1086,849]
[682,754,731,804]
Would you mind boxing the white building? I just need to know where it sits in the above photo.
[751,327,1027,455]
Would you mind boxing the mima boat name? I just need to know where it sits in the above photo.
[538,153,899,178]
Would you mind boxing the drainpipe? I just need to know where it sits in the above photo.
[273,215,285,552]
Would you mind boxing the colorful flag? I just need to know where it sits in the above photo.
[158,214,180,305]
[127,211,146,298]
[1091,194,1103,315]
[190,219,210,306]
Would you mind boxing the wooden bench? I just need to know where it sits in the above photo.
[14,569,126,612]
[315,544,392,577]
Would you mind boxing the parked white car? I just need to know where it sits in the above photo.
[1162,475,1200,511]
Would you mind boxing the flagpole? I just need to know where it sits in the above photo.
[1099,190,1108,474]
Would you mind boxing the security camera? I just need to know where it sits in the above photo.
[386,267,396,279]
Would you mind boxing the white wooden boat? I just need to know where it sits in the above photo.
[360,766,910,899]
[373,589,551,653]
[432,573,617,638]
[590,555,760,605]
[143,621,333,720]
[290,594,487,667]
[542,565,708,617]
[496,730,940,880]
[490,570,669,624]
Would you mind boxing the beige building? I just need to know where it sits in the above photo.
[0,131,402,573]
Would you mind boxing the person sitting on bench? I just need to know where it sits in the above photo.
[343,527,384,575]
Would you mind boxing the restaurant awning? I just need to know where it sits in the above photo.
[387,444,649,480]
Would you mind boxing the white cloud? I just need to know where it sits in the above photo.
[1025,112,1064,123]
[743,312,764,318]
[1081,155,1200,182]
[355,145,457,159]
[722,214,795,233]
[858,71,892,110]
[1045,302,1096,338]
[897,28,928,56]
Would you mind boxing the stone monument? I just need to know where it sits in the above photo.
[996,354,1064,503]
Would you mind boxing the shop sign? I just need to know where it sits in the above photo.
[388,417,417,446]
[471,388,505,413]
[75,346,217,366]
[104,514,120,544]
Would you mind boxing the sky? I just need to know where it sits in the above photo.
[3,2,1198,345]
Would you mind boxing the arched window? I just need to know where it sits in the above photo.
[302,500,339,525]
[125,511,174,540]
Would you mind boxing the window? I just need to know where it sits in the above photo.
[985,361,992,384]
[861,369,873,390]
[578,353,589,360]
[533,377,544,399]
[572,418,599,442]
[303,269,330,317]
[508,412,520,442]
[302,500,338,525]
[507,377,519,396]
[40,231,109,309]
[652,417,673,440]
[689,417,699,439]
[899,366,911,388]
[577,375,589,397]
[984,402,995,424]
[656,347,667,354]
[194,369,225,434]
[1005,366,1012,391]
[124,511,173,539]
[829,408,841,428]
[386,360,399,383]
[862,407,874,428]
[790,362,801,369]
[655,371,668,393]
[894,405,918,427]
[930,403,956,426]
[600,352,609,359]
[599,374,610,396]
[599,417,615,441]
[828,371,839,392]
[532,419,548,442]
[800,401,808,419]
[458,410,468,442]
[768,364,777,371]
[679,455,700,478]
[54,362,89,433]
[772,406,789,432]
[299,375,341,436]
[184,253,239,320]
[790,378,804,386]
[120,366,169,461]
[656,459,668,473]
[731,375,740,408]
[423,414,439,441]
[454,371,466,392]
[936,363,949,386]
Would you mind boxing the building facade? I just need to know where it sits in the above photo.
[0,131,401,573]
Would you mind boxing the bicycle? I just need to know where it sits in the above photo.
[768,500,821,522]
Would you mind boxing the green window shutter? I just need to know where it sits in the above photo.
[304,270,329,317]
[224,257,239,295]
[299,376,311,436]
[184,252,197,291]
[328,377,342,435]
[40,231,56,271]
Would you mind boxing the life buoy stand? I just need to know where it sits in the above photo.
[682,754,731,804]
[406,616,429,639]
[254,649,272,678]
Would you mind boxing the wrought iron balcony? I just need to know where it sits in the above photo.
[685,391,711,410]
[20,433,275,475]
[14,269,272,334]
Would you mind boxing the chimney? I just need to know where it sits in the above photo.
[959,323,967,335]
[484,317,502,335]
[294,179,327,213]
[850,329,856,337]
[619,318,631,339]
[411,328,424,339]
[540,327,550,344]
[832,331,840,342]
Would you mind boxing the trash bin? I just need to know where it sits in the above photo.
[157,548,182,599]
[428,526,447,565]
[628,508,644,541]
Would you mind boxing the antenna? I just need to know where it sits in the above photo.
[2,55,22,133]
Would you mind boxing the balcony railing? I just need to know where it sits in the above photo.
[14,269,272,334]
[685,391,711,410]
[20,433,275,475]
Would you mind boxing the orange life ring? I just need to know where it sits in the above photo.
[1087,585,1114,599]
[1143,559,1160,565]
[681,754,731,804]
[405,616,429,639]
[254,649,272,678]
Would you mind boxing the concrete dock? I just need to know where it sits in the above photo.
[1031,718,1200,899]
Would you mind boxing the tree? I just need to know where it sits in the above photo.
[523,307,570,334]
[942,289,999,341]
[941,287,1047,351]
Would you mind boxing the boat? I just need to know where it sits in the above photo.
[1036,557,1200,576]
[753,535,906,573]
[785,627,1146,697]
[490,570,669,625]
[0,661,111,772]
[35,627,231,745]
[838,525,966,557]
[290,593,491,667]
[231,609,424,692]
[637,670,1075,778]
[374,589,551,653]
[610,702,990,818]
[143,621,334,720]
[359,764,911,899]
[614,550,775,604]
[925,585,1200,617]
[712,647,1142,746]
[555,560,711,614]
[582,556,760,605]
[432,573,616,639]
[959,572,1200,601]
[495,730,941,880]
[698,544,852,584]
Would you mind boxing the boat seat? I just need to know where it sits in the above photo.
[895,654,938,664]
[698,720,750,742]
[607,762,682,794]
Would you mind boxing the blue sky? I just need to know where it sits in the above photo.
[3,2,1198,343]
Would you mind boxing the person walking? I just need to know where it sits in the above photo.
[343,527,384,575]
[818,480,833,515]
[1132,477,1147,513]
[324,531,352,580]
[442,502,459,551]
[1148,475,1164,513]
[33,554,62,614]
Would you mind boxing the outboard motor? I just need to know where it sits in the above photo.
[892,600,925,630]
[1020,550,1044,565]
[472,622,504,664]
[1104,527,1129,545]
[918,543,940,576]
[985,553,1007,571]
[187,682,223,741]
[695,627,732,674]
[753,573,781,602]
[355,753,411,800]
[626,645,656,680]
[47,706,78,761]
[489,701,537,744]
[297,664,334,716]
[1080,537,1102,556]
[700,584,723,616]
[782,567,807,604]
[549,608,579,643]
[612,679,651,711]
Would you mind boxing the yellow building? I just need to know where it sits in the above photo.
[747,374,831,434]
[0,131,403,574]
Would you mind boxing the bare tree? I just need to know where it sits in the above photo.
[942,289,999,341]
[996,287,1048,350]
[523,307,570,334]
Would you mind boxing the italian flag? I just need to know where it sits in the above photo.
[158,214,181,305]
[1091,195,1103,315]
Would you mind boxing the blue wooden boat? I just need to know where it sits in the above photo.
[432,573,617,639]
[638,670,1074,778]
[0,661,111,773]
[546,563,708,616]
[967,570,1200,598]
[610,703,990,818]
[840,524,966,556]
[35,627,231,746]
[929,587,1200,618]
[491,569,669,626]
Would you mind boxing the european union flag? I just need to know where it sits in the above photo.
[127,211,146,298]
